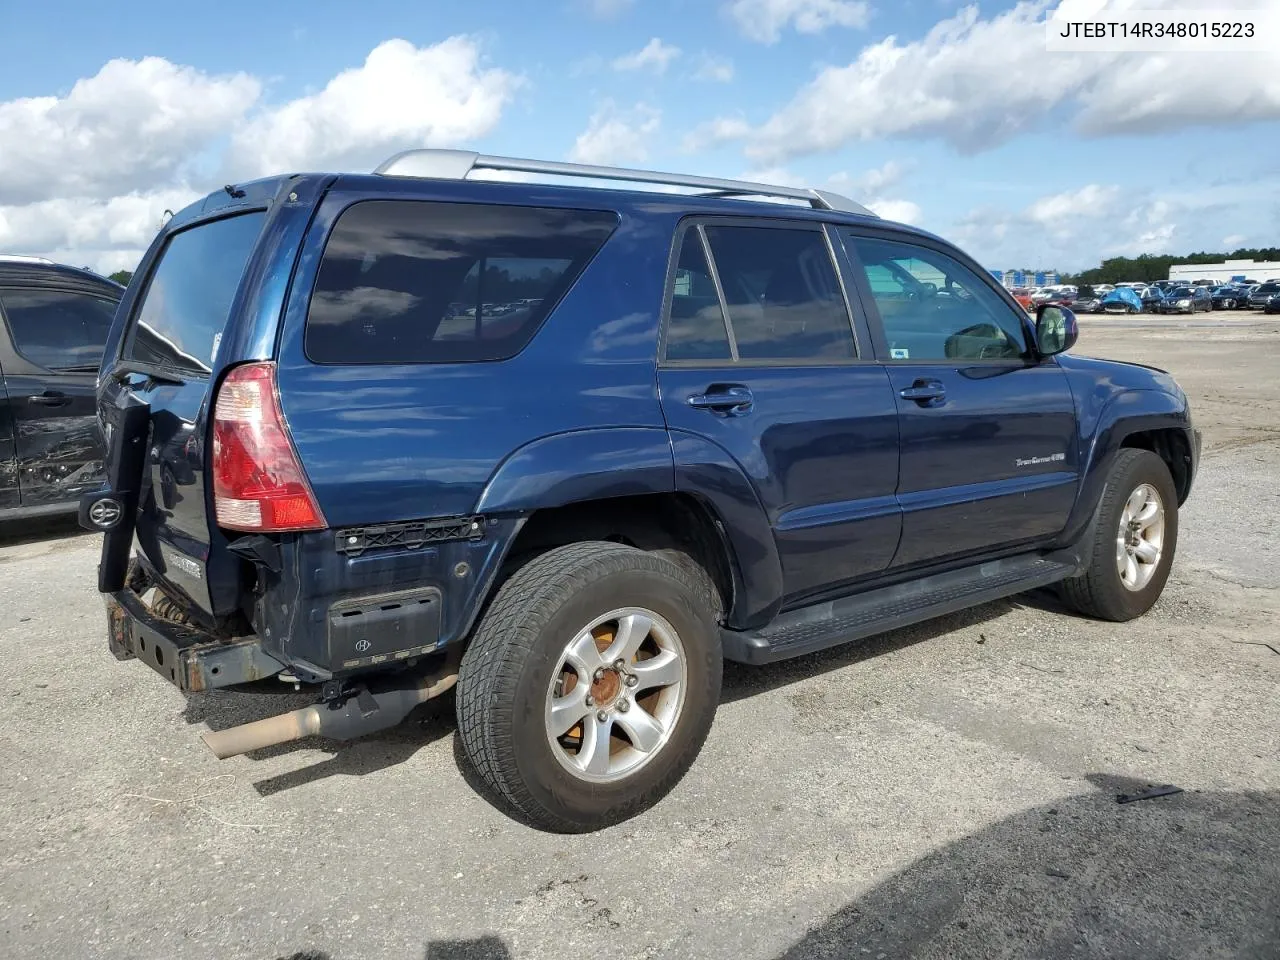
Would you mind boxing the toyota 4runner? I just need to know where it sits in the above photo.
[81,151,1199,832]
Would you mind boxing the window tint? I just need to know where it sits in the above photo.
[306,201,618,364]
[703,225,855,362]
[126,211,265,374]
[0,289,118,370]
[664,230,731,361]
[846,235,1028,362]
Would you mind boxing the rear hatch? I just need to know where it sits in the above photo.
[98,205,272,620]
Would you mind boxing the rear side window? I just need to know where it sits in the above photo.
[127,211,266,374]
[665,230,732,362]
[703,226,855,362]
[662,222,856,364]
[0,289,118,371]
[306,201,618,364]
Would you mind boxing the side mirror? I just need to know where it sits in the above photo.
[1035,304,1078,356]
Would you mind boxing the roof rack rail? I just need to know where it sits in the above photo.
[0,255,56,265]
[373,149,878,218]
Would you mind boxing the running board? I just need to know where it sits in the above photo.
[721,556,1074,665]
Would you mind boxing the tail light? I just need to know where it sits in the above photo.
[211,361,326,532]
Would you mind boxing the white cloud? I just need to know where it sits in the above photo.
[0,57,258,205]
[693,54,736,83]
[1223,234,1248,248]
[748,0,1280,161]
[950,184,1188,270]
[682,115,753,152]
[569,102,662,165]
[228,38,519,178]
[867,199,922,224]
[829,160,908,195]
[0,36,522,273]
[726,0,871,43]
[613,38,682,74]
[0,188,200,273]
[738,167,808,188]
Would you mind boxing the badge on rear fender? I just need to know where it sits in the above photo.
[163,547,203,581]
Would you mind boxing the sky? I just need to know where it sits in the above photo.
[0,0,1277,276]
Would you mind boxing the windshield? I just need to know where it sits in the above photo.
[124,211,267,375]
[1257,283,1280,294]
[1171,288,1193,297]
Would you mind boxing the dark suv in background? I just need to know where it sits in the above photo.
[82,152,1198,832]
[1,257,122,520]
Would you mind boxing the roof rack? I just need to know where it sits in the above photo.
[374,149,877,218]
[0,255,55,265]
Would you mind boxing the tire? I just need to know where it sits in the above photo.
[456,541,722,832]
[1060,449,1179,621]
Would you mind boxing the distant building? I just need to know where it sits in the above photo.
[993,269,1058,289]
[1169,259,1280,284]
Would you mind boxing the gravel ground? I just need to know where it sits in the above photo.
[1,313,1277,960]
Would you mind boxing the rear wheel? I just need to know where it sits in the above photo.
[1061,449,1179,621]
[456,542,722,832]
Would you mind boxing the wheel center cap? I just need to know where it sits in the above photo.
[591,669,622,705]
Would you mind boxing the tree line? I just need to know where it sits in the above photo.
[1062,248,1280,285]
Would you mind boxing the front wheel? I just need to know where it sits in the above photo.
[456,542,722,832]
[1061,449,1179,621]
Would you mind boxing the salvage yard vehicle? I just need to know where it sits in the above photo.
[0,256,123,521]
[1101,286,1144,314]
[1248,281,1280,308]
[1162,285,1213,314]
[81,152,1200,832]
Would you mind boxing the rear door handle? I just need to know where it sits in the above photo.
[899,380,947,407]
[28,392,71,407]
[687,385,754,414]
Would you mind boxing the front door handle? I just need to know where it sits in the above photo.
[687,385,754,415]
[28,392,71,407]
[899,380,947,407]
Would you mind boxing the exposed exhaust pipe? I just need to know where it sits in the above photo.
[201,656,459,760]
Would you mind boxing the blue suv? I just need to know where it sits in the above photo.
[82,151,1199,832]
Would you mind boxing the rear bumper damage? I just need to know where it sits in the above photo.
[106,584,285,693]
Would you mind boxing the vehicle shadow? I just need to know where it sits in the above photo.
[773,777,1280,959]
[180,587,1063,800]
[276,939,512,959]
[180,687,457,798]
[0,513,86,547]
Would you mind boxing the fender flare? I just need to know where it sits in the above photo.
[1065,388,1191,540]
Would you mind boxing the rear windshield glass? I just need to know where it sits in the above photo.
[125,211,266,375]
[305,200,618,364]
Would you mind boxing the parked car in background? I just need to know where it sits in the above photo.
[1101,286,1144,314]
[1009,287,1035,311]
[1,256,123,521]
[1141,287,1168,313]
[1072,289,1102,313]
[1265,294,1280,315]
[1248,281,1280,308]
[1161,286,1212,314]
[1212,285,1248,310]
[1092,284,1115,296]
[78,151,1199,832]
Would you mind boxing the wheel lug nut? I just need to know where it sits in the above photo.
[596,710,609,723]
[617,700,630,713]
[613,659,626,670]
[624,674,639,688]
[584,694,594,706]
[592,668,605,682]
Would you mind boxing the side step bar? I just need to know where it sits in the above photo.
[721,556,1075,665]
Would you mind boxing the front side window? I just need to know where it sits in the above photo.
[126,211,266,375]
[0,289,118,371]
[846,234,1029,362]
[306,201,618,364]
[700,225,855,362]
